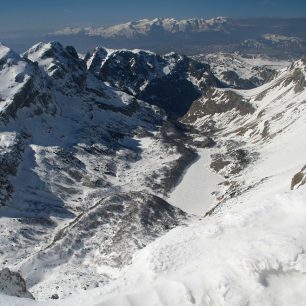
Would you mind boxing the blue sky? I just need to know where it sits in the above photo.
[1,0,306,33]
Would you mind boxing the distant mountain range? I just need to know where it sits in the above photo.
[53,17,229,37]
[44,17,306,58]
[1,17,306,58]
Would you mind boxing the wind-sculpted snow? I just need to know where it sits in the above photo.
[78,186,306,306]
[3,182,306,306]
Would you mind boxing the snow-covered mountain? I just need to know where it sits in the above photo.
[1,40,306,306]
[38,51,306,306]
[53,17,229,38]
[193,52,290,89]
[182,53,306,203]
[262,33,303,45]
[0,42,204,299]
[44,18,306,58]
[84,47,221,117]
[91,52,306,306]
[241,33,305,57]
[3,18,306,59]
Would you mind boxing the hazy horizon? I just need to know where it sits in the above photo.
[1,0,306,34]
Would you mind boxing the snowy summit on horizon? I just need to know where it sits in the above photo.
[43,17,306,58]
[53,17,228,38]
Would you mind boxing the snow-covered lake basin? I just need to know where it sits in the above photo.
[168,149,222,216]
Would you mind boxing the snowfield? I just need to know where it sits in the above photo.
[2,185,306,306]
[168,149,222,216]
[92,186,306,306]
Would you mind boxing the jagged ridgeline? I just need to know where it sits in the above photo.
[85,47,222,118]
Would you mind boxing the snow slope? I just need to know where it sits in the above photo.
[3,180,306,306]
[183,56,306,206]
[81,186,306,306]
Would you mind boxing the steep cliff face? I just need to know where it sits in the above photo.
[85,47,222,118]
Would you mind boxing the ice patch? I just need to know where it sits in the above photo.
[168,149,222,216]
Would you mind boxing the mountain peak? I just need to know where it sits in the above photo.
[24,41,65,59]
[23,41,87,93]
[0,43,20,63]
[24,41,83,69]
[0,43,10,58]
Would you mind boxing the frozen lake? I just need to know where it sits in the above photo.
[168,149,222,216]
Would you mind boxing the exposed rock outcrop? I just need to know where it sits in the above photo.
[291,165,306,190]
[0,268,34,299]
[86,48,222,118]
